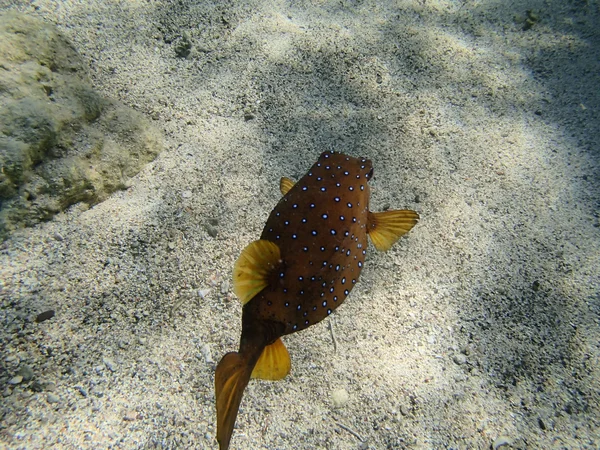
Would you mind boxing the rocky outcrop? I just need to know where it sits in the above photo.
[0,11,162,239]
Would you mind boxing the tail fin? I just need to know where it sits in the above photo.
[215,352,255,450]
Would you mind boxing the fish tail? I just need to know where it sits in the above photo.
[215,350,258,450]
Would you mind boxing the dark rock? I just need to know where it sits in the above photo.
[35,310,55,323]
[174,32,192,58]
[204,223,218,237]
[31,381,44,392]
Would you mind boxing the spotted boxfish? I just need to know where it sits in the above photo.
[215,151,419,449]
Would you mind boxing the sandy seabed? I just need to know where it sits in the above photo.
[1,0,599,449]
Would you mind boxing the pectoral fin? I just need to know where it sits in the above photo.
[279,177,295,196]
[232,240,281,304]
[367,210,419,252]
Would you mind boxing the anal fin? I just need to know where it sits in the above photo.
[367,210,419,252]
[251,338,291,380]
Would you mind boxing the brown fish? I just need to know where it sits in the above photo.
[215,151,419,449]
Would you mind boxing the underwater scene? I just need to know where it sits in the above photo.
[0,0,599,449]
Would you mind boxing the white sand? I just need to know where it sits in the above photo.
[1,0,599,449]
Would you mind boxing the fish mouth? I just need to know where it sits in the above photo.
[366,167,374,180]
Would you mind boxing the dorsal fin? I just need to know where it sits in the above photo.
[232,240,281,304]
[251,338,291,380]
[279,177,295,196]
[367,210,419,252]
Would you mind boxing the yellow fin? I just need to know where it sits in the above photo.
[233,240,281,304]
[279,177,295,196]
[251,338,291,380]
[367,210,419,252]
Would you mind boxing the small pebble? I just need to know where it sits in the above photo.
[103,357,117,372]
[123,410,138,421]
[331,388,349,408]
[200,344,213,363]
[492,435,512,449]
[220,281,230,294]
[138,337,147,345]
[454,373,468,382]
[91,387,104,398]
[8,375,23,385]
[76,386,88,397]
[205,223,218,238]
[18,365,34,381]
[198,289,211,299]
[5,355,19,363]
[453,354,467,365]
[47,393,60,403]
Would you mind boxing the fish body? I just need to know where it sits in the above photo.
[215,151,419,449]
[252,151,372,334]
